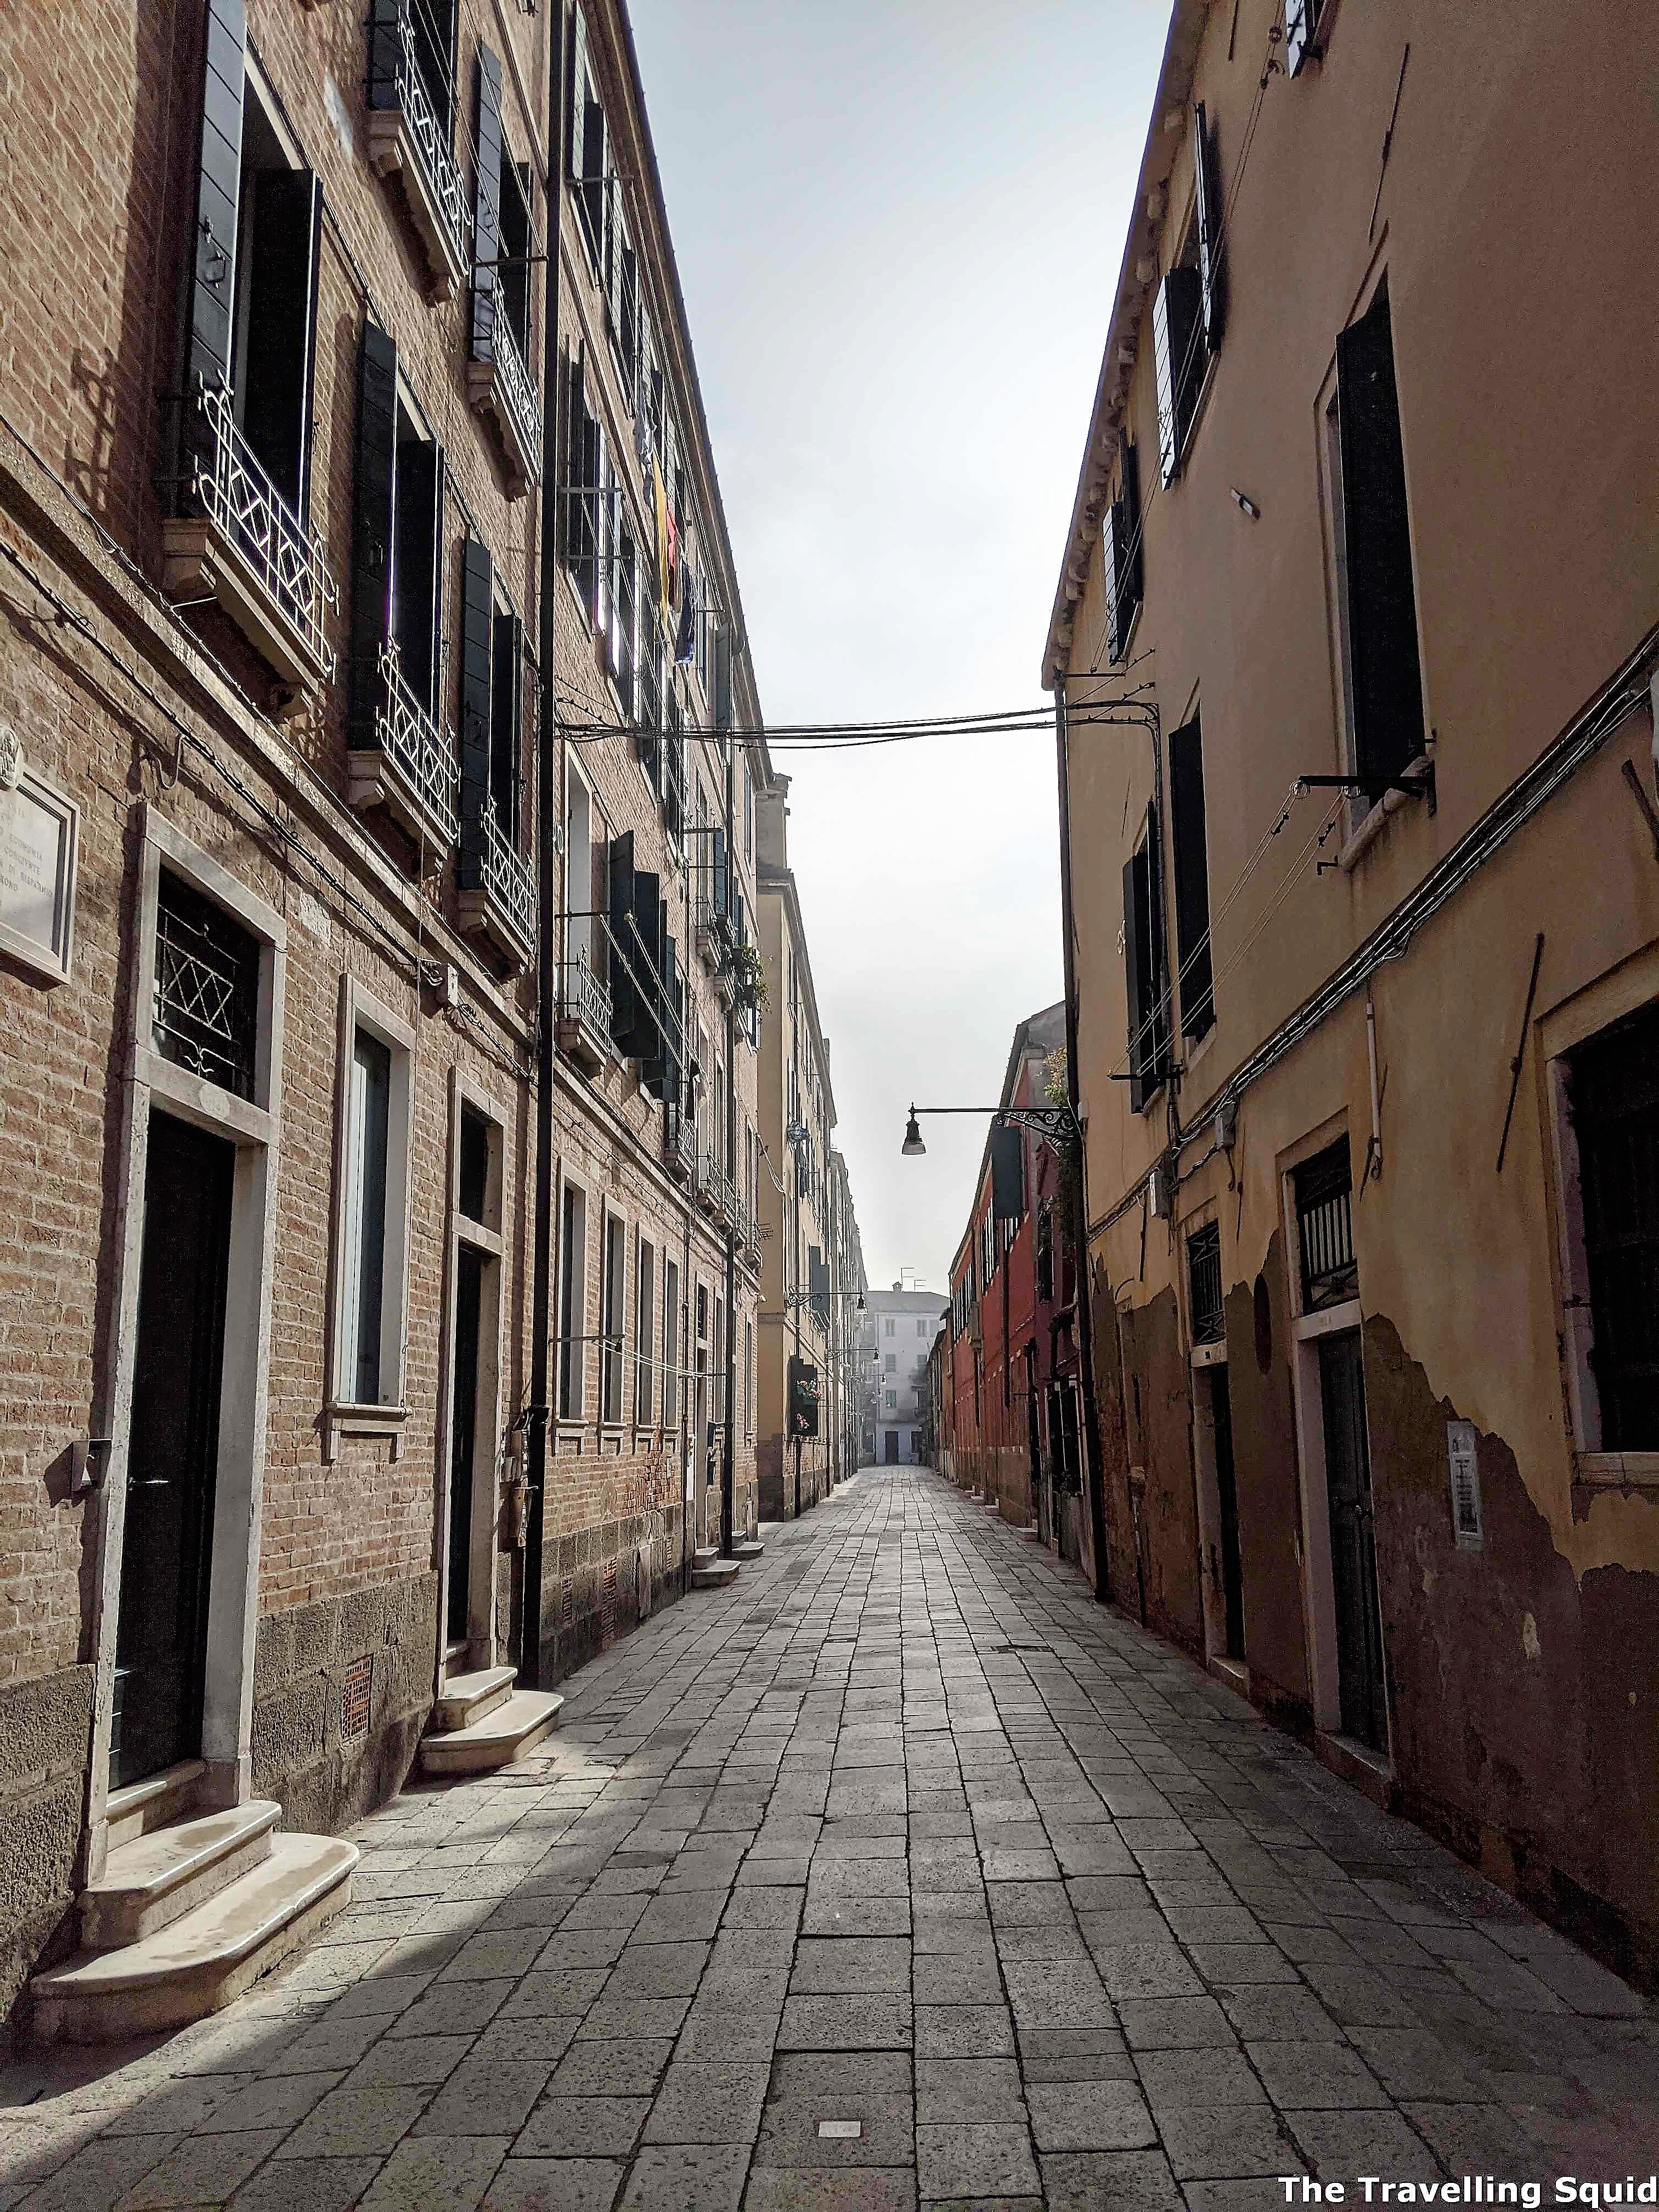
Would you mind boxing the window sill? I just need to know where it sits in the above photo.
[1573,1452,1659,1490]
[324,1401,408,1463]
[365,105,467,302]
[161,517,332,714]
[1336,749,1432,873]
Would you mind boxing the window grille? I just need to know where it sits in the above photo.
[1567,1002,1659,1450]
[153,871,259,1099]
[1295,1142,1357,1312]
[1188,1222,1224,1346]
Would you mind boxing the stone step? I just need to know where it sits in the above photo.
[692,1545,720,1567]
[732,1538,765,1560]
[434,1664,516,1734]
[32,1831,357,2045]
[1019,1524,1043,1543]
[103,1758,206,1854]
[691,1556,741,1590]
[419,1689,563,1779]
[82,1800,280,1952]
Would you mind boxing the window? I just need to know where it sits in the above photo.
[458,537,529,946]
[1294,1141,1357,1312]
[885,1318,895,1339]
[1285,0,1325,75]
[1154,261,1204,487]
[1564,1002,1659,1451]
[601,1211,626,1424]
[332,984,413,1413]
[1101,441,1143,665]
[663,1256,681,1429]
[885,1354,896,1375]
[636,1236,655,1426]
[1188,1222,1223,1346]
[563,350,603,626]
[1122,800,1167,1110]
[557,1181,588,1418]
[744,1318,754,1437]
[152,869,260,1099]
[743,760,754,861]
[917,1318,927,1337]
[885,1391,897,1411]
[569,2,606,266]
[1192,103,1224,357]
[1329,285,1424,802]
[1035,1201,1054,1302]
[1168,714,1214,1040]
[459,1104,489,1225]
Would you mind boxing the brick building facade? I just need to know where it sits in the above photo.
[0,0,834,2037]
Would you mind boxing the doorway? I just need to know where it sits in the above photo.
[884,1430,899,1464]
[111,1111,235,1788]
[447,1245,483,1650]
[1209,1365,1245,1662]
[1318,1329,1387,1751]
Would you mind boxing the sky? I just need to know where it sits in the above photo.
[628,0,1171,1293]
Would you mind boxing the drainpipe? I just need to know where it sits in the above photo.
[1054,678,1113,1605]
[523,2,567,1688]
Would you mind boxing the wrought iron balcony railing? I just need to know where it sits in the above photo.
[559,951,612,1046]
[460,799,535,965]
[161,377,338,698]
[366,8,469,298]
[351,642,459,850]
[467,309,542,498]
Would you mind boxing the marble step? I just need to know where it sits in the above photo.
[434,1664,516,1734]
[419,1689,563,1778]
[103,1758,206,1853]
[32,1831,357,2044]
[691,1556,741,1590]
[692,1545,720,1567]
[732,1539,765,1561]
[82,1799,280,1951]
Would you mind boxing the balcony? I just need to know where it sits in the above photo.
[459,802,535,970]
[366,8,469,301]
[349,644,459,852]
[556,951,611,1075]
[161,379,338,714]
[663,1100,695,1182]
[466,315,541,500]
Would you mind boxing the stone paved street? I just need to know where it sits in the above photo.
[5,1468,1657,2211]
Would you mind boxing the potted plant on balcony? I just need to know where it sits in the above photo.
[731,941,768,1014]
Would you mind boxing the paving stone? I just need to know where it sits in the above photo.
[117,2128,287,2209]
[756,2050,915,2166]
[792,1939,913,1995]
[915,2002,1017,2058]
[915,2057,1028,2123]
[1284,2106,1436,2180]
[354,2135,509,2210]
[778,1995,913,2050]
[227,2157,383,2211]
[1155,2105,1296,2181]
[514,2097,651,2158]
[1024,2080,1156,2152]
[1244,2039,1390,2111]
[616,2141,751,2210]
[274,2085,428,2160]
[642,2059,769,2145]
[915,2121,1041,2199]
[742,2171,917,2212]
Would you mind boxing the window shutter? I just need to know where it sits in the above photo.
[1193,103,1224,353]
[366,0,402,112]
[712,825,729,919]
[714,625,733,732]
[1335,288,1424,792]
[1168,714,1214,1039]
[491,608,523,847]
[397,437,446,717]
[1284,0,1320,76]
[990,1124,1024,1222]
[1099,499,1120,667]
[1153,267,1203,487]
[239,171,323,520]
[608,830,638,1045]
[349,318,399,743]
[182,0,246,400]
[627,867,662,1061]
[595,439,612,649]
[1143,799,1167,1081]
[1112,441,1143,659]
[471,46,504,363]
[459,534,493,883]
[1122,856,1146,1115]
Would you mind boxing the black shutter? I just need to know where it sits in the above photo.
[395,438,445,718]
[1122,856,1146,1115]
[1154,267,1203,487]
[1144,799,1167,1081]
[459,534,493,889]
[350,319,399,743]
[990,1124,1024,1222]
[1285,0,1321,76]
[1193,103,1224,353]
[471,46,504,363]
[646,929,679,1100]
[240,171,323,520]
[491,608,523,847]
[182,0,246,399]
[1335,289,1424,793]
[1168,715,1214,1039]
[1112,442,1143,659]
[608,831,638,1046]
[628,866,662,1061]
[712,826,728,919]
[713,626,733,732]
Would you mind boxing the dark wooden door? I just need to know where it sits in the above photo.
[1318,1329,1387,1751]
[447,1246,483,1649]
[112,1112,235,1787]
[1210,1365,1245,1661]
[884,1430,899,1464]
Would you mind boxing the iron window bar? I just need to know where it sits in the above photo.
[1295,1146,1358,1312]
[162,376,339,676]
[1297,765,1434,802]
[469,800,535,951]
[1187,1221,1224,1346]
[152,869,260,1099]
[558,949,612,1042]
[375,641,460,849]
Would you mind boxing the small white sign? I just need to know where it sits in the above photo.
[0,758,78,988]
[1447,1419,1483,1550]
[818,2120,863,2140]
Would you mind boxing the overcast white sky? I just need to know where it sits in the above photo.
[629,0,1170,1292]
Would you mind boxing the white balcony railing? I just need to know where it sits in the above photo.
[175,376,338,680]
[471,802,534,952]
[492,317,541,477]
[560,951,612,1042]
[374,642,459,848]
[366,7,469,297]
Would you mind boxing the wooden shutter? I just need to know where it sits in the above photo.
[491,607,523,847]
[471,46,504,363]
[1113,442,1143,658]
[1284,0,1319,76]
[459,534,493,887]
[990,1124,1024,1222]
[239,171,323,520]
[714,626,733,732]
[1154,267,1203,486]
[608,831,637,1045]
[349,318,399,743]
[1335,288,1424,792]
[1193,103,1224,353]
[182,0,246,400]
[1122,856,1146,1115]
[397,437,446,717]
[629,867,662,1061]
[1167,715,1214,1039]
[1143,799,1167,1081]
[712,826,729,919]
[1099,498,1120,666]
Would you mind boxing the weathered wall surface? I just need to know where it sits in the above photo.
[0,1668,92,2026]
[1223,1242,1311,1731]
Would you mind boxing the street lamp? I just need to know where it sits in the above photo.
[902,1110,926,1156]
[900,1101,1081,1152]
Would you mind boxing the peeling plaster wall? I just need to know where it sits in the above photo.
[1120,1287,1204,1657]
[1222,1238,1311,1731]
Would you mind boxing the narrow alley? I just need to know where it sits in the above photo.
[6,1468,1654,2212]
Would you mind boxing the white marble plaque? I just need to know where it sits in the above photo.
[0,765,78,985]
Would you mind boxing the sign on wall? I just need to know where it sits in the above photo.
[1447,1419,1483,1550]
[0,731,78,987]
